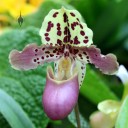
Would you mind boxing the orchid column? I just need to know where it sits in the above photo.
[9,7,119,121]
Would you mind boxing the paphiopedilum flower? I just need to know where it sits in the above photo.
[9,7,118,120]
[90,65,128,128]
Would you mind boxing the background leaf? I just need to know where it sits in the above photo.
[94,0,128,46]
[68,110,90,128]
[0,89,35,128]
[115,96,128,128]
[80,66,118,104]
[0,27,49,128]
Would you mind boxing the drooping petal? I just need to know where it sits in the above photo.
[42,66,79,120]
[85,46,119,75]
[116,65,128,84]
[9,43,62,70]
[73,45,119,75]
[98,100,120,115]
[39,7,93,47]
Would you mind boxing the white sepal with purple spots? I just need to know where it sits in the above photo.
[39,7,93,47]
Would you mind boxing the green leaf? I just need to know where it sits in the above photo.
[94,0,128,45]
[49,119,75,128]
[80,66,118,104]
[68,110,90,128]
[115,96,128,128]
[0,27,49,128]
[69,0,110,28]
[0,89,35,128]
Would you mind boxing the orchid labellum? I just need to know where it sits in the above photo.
[9,7,119,120]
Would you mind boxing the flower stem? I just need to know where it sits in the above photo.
[74,103,81,128]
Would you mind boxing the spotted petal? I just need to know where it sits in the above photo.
[72,45,119,75]
[9,43,62,70]
[39,7,93,47]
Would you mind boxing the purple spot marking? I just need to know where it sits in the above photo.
[57,23,60,26]
[80,24,83,29]
[76,18,79,21]
[57,39,62,45]
[45,37,50,41]
[64,26,68,35]
[53,12,59,18]
[73,49,79,54]
[57,26,60,31]
[34,59,36,62]
[80,31,85,36]
[50,54,54,57]
[41,56,44,59]
[46,55,49,58]
[57,31,62,36]
[63,36,68,42]
[70,12,75,17]
[85,36,88,39]
[63,13,68,22]
[53,50,56,53]
[70,40,73,44]
[45,51,50,54]
[83,52,87,55]
[71,23,74,30]
[74,36,80,44]
[83,40,88,44]
[47,21,54,32]
[45,33,49,36]
[42,48,45,51]
[35,49,38,52]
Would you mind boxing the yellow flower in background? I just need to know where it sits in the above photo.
[0,15,11,34]
[0,0,44,18]
[29,0,44,7]
[0,0,44,34]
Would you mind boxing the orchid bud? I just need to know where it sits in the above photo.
[90,111,115,128]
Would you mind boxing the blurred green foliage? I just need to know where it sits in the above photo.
[0,89,35,128]
[0,0,128,128]
[116,96,128,128]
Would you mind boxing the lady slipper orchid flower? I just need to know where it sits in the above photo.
[9,7,119,120]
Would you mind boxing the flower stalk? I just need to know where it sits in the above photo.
[74,103,81,128]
